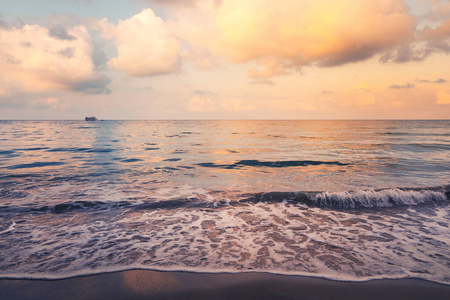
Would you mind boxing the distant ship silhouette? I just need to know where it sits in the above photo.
[85,116,97,121]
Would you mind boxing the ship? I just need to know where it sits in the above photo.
[85,116,98,121]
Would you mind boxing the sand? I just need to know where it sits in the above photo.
[1,270,449,300]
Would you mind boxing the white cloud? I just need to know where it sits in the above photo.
[96,9,181,77]
[0,24,109,96]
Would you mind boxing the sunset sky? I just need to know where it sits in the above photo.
[1,0,450,119]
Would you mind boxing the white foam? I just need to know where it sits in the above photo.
[312,189,447,208]
[1,196,449,285]
[0,221,15,234]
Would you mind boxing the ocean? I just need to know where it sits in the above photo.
[0,120,449,284]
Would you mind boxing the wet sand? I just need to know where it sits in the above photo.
[1,270,449,300]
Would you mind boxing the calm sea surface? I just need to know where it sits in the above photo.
[0,120,449,283]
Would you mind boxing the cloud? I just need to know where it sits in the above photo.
[0,24,110,96]
[173,0,414,78]
[147,0,199,6]
[0,93,60,110]
[247,58,294,79]
[423,19,450,54]
[185,94,256,112]
[96,9,181,77]
[58,47,75,58]
[48,25,77,40]
[427,0,450,22]
[192,90,217,96]
[379,43,433,63]
[220,98,256,111]
[147,0,223,8]
[424,19,450,40]
[46,97,71,111]
[417,78,447,84]
[249,78,275,85]
[390,83,415,89]
[91,41,108,70]
[0,96,29,109]
[381,17,450,64]
[185,95,216,111]
[73,76,111,94]
[0,13,6,28]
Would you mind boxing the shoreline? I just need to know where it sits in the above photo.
[1,270,449,300]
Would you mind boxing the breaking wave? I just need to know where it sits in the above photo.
[310,186,449,208]
[1,185,448,215]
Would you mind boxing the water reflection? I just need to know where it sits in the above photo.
[1,120,449,200]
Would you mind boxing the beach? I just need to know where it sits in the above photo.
[1,120,449,296]
[2,0,450,297]
[1,270,449,300]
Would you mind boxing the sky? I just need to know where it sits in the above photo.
[1,0,450,120]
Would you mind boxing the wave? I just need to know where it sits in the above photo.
[394,143,450,151]
[14,147,51,151]
[0,150,16,155]
[121,158,144,163]
[47,147,115,153]
[241,185,449,208]
[382,132,450,137]
[1,185,448,215]
[310,187,449,208]
[6,161,66,170]
[198,159,349,169]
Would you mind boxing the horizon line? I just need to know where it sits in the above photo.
[1,119,449,121]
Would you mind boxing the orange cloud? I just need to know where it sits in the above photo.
[424,19,450,40]
[174,0,415,77]
[247,58,294,80]
[97,9,181,77]
[0,24,109,96]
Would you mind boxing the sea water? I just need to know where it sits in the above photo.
[0,120,449,283]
